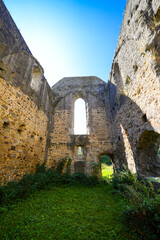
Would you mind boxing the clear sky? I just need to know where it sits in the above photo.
[4,0,127,87]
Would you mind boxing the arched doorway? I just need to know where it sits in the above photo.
[99,153,114,179]
[137,130,160,177]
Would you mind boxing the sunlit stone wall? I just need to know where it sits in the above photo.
[109,0,160,176]
[47,77,112,175]
[0,0,52,184]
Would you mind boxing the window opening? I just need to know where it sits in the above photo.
[78,146,83,156]
[74,98,87,135]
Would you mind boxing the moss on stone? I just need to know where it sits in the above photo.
[153,6,160,24]
[126,76,131,85]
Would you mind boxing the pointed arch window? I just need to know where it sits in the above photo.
[74,98,87,135]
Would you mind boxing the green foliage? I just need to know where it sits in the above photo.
[112,165,160,239]
[158,146,160,156]
[65,157,72,175]
[101,155,112,166]
[36,162,46,173]
[55,156,72,175]
[0,158,103,206]
[90,162,100,176]
[71,172,100,186]
[56,157,67,175]
[112,165,137,189]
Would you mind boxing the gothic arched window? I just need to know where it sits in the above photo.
[74,98,87,135]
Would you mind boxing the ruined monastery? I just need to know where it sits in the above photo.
[0,0,160,184]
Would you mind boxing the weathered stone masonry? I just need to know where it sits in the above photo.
[0,0,112,182]
[109,0,160,177]
[47,77,112,174]
[0,0,160,183]
[0,0,52,184]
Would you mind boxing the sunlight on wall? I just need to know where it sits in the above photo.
[120,124,136,173]
[74,98,87,135]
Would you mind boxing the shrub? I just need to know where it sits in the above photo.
[112,165,160,239]
[90,162,100,176]
[0,158,103,206]
[36,162,46,173]
[112,165,137,190]
[56,157,67,175]
[71,172,100,186]
[101,155,112,166]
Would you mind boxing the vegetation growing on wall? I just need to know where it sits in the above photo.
[153,7,160,25]
[0,158,100,206]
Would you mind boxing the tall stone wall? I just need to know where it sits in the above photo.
[109,0,160,176]
[47,77,112,175]
[1,0,160,182]
[0,0,53,184]
[0,0,112,181]
[0,77,48,183]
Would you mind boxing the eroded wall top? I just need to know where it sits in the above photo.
[0,0,31,59]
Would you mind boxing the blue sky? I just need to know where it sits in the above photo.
[4,0,127,86]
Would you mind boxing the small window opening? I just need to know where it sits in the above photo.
[100,154,113,179]
[78,146,83,156]
[74,98,87,135]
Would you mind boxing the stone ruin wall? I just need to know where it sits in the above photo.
[1,0,160,184]
[109,0,160,177]
[0,0,112,183]
[0,0,53,184]
[47,77,112,175]
[0,77,49,184]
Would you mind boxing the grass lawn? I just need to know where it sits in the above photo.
[101,164,113,179]
[0,185,129,240]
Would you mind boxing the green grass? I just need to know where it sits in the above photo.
[101,164,113,179]
[0,185,129,240]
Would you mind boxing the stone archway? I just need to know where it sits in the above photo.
[98,152,114,178]
[137,130,160,177]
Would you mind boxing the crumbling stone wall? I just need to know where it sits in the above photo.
[0,77,48,183]
[0,0,53,184]
[47,77,112,174]
[0,0,112,182]
[109,0,160,177]
[1,0,160,182]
